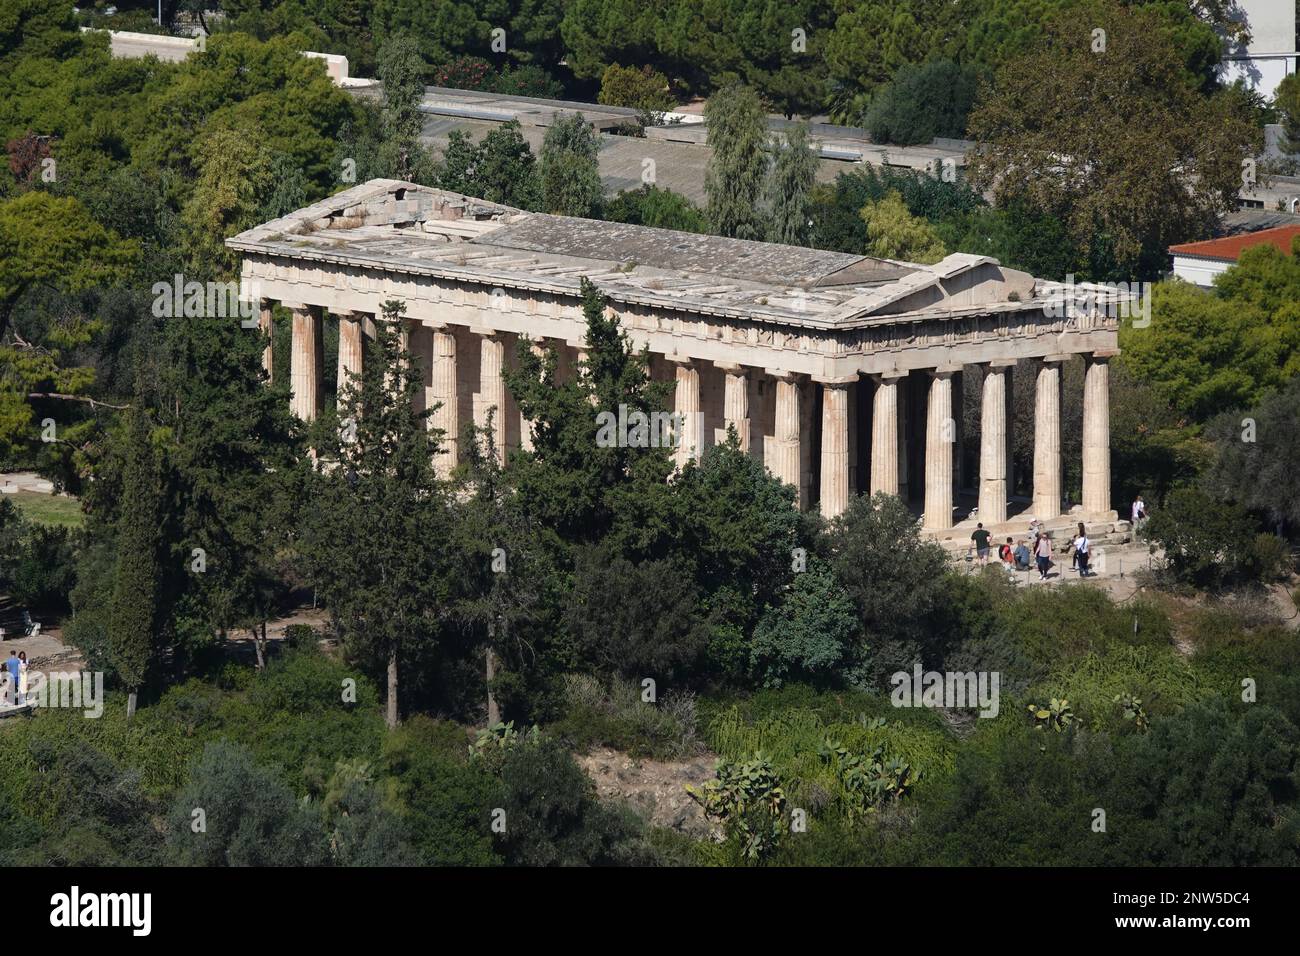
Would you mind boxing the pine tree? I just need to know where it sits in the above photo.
[764,121,817,245]
[106,401,162,719]
[705,84,768,239]
[303,300,456,728]
[158,314,304,669]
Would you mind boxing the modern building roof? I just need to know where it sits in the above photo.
[1168,223,1300,261]
[228,180,1050,330]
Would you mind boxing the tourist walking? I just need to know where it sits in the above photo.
[18,651,28,705]
[1131,494,1147,532]
[971,523,992,566]
[1034,532,1053,581]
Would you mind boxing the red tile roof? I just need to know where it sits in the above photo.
[1169,224,1300,262]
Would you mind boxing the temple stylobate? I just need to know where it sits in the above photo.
[228,179,1120,531]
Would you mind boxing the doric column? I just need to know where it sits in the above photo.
[819,378,852,518]
[978,361,1014,524]
[476,331,507,464]
[924,366,959,530]
[1033,356,1065,519]
[669,355,701,470]
[870,372,904,498]
[259,299,273,381]
[1082,351,1115,515]
[717,362,750,452]
[288,303,322,422]
[431,327,459,476]
[772,370,801,495]
[336,311,364,398]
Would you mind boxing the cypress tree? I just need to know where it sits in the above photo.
[705,84,768,239]
[107,402,162,719]
[765,121,817,245]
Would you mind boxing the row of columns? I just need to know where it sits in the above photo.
[273,302,1111,526]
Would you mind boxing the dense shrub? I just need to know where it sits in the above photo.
[381,717,501,866]
[166,742,330,866]
[496,736,660,866]
[862,60,981,145]
[749,559,858,688]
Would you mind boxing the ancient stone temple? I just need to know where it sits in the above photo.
[229,179,1120,533]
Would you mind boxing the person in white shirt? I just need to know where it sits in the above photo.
[1131,495,1146,529]
[1074,523,1091,576]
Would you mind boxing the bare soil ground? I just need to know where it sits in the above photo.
[576,746,722,840]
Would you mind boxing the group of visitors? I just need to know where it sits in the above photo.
[967,493,1150,585]
[1,649,29,705]
[972,521,1095,582]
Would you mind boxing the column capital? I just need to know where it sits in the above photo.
[1041,352,1072,364]
[813,373,858,386]
[280,300,308,311]
[985,358,1018,369]
[869,369,908,383]
[471,327,502,339]
[764,367,799,380]
[666,352,695,365]
[714,361,748,375]
[929,364,963,378]
[1089,348,1120,361]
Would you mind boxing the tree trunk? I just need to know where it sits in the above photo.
[253,622,266,670]
[126,689,137,721]
[386,649,399,729]
[486,645,500,726]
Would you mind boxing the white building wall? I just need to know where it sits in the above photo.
[1170,256,1231,288]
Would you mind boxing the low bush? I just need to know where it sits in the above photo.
[549,674,698,759]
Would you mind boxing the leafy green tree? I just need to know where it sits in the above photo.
[863,59,980,145]
[504,277,673,548]
[539,113,602,217]
[180,122,275,278]
[303,301,458,728]
[860,191,947,263]
[1119,271,1298,423]
[764,122,816,246]
[155,314,304,669]
[597,63,675,127]
[603,185,708,233]
[750,558,857,687]
[381,717,501,865]
[810,164,983,256]
[106,401,163,719]
[821,493,952,680]
[664,438,806,682]
[1275,73,1300,155]
[0,191,136,458]
[438,120,540,209]
[451,417,563,723]
[704,84,768,240]
[966,0,1259,279]
[566,545,710,685]
[1142,486,1260,589]
[1204,376,1300,533]
[376,33,438,184]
